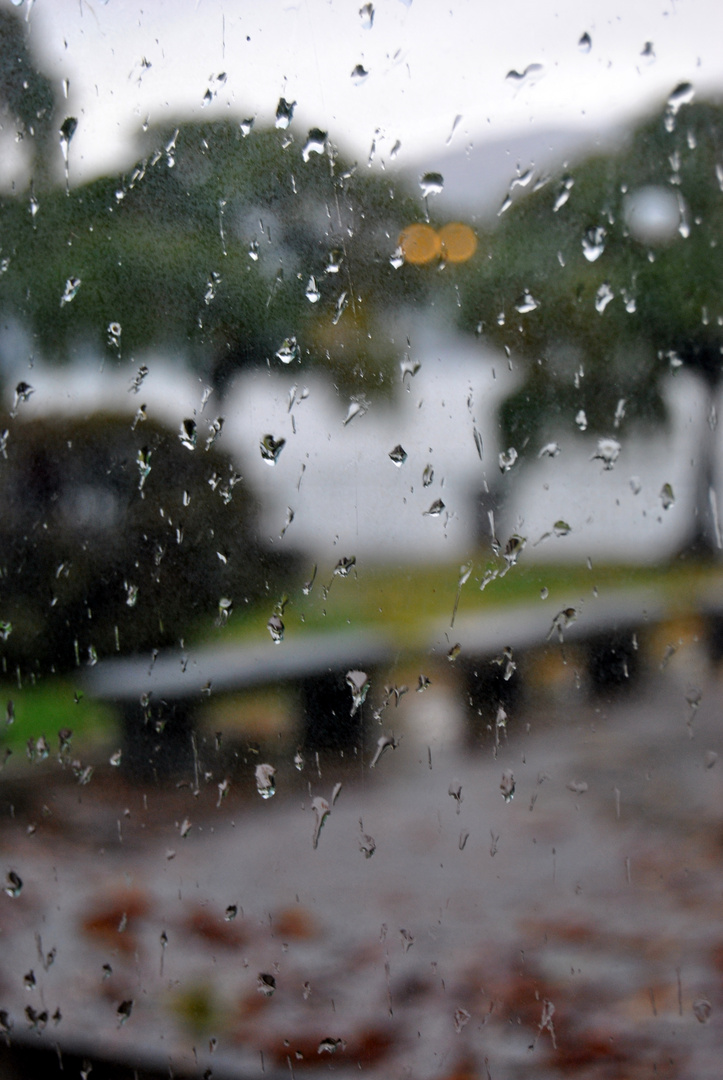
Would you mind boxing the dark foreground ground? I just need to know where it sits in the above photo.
[1,649,722,1080]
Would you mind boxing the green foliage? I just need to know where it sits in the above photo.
[0,118,423,396]
[458,97,723,448]
[0,411,292,676]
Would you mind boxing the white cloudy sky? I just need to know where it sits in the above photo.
[13,0,723,183]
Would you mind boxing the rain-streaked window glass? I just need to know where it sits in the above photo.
[1,1,723,1076]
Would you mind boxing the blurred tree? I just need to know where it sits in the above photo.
[0,115,424,396]
[457,93,723,551]
[0,411,288,676]
[0,7,58,190]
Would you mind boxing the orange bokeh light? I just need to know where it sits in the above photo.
[439,222,478,263]
[398,223,442,265]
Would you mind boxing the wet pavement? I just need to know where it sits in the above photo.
[1,656,723,1079]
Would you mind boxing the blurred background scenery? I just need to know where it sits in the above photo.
[3,1,723,1077]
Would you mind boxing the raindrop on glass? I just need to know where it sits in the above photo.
[419,172,444,197]
[359,3,374,29]
[255,763,276,800]
[515,290,539,314]
[276,336,300,365]
[660,482,675,509]
[302,128,327,161]
[582,226,606,261]
[389,444,407,466]
[275,98,296,129]
[60,276,81,307]
[260,433,286,465]
[304,276,321,303]
[346,670,370,716]
[592,437,621,470]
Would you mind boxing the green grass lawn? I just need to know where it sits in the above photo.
[1,554,719,770]
[0,677,118,766]
[196,553,723,649]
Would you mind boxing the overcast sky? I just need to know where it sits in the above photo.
[12,0,723,184]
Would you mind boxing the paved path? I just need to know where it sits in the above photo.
[1,657,723,1079]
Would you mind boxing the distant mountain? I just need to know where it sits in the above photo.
[401,124,626,221]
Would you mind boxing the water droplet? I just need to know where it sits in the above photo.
[553,520,571,537]
[0,620,12,644]
[582,226,606,261]
[660,482,675,509]
[505,62,544,82]
[334,555,356,577]
[204,271,221,305]
[333,290,348,325]
[473,427,483,459]
[359,3,374,29]
[117,1000,133,1027]
[592,437,621,470]
[538,442,561,458]
[499,447,518,473]
[575,409,588,431]
[422,463,434,487]
[417,674,431,692]
[514,290,539,314]
[500,769,515,802]
[248,239,259,261]
[325,250,342,274]
[179,818,192,838]
[109,749,122,767]
[304,275,321,303]
[448,778,463,813]
[389,444,407,466]
[342,395,370,425]
[255,763,276,799]
[400,354,421,380]
[541,586,549,599]
[665,82,694,130]
[60,276,81,307]
[225,904,238,921]
[59,116,78,189]
[239,117,255,136]
[179,418,197,450]
[346,670,370,716]
[137,447,152,492]
[267,614,284,643]
[567,779,588,794]
[693,998,712,1024]
[641,41,655,60]
[419,172,444,197]
[318,1036,345,1054]
[548,606,577,642]
[129,366,148,394]
[311,796,330,848]
[107,322,122,349]
[351,64,369,84]
[504,533,526,568]
[424,499,445,517]
[578,31,592,52]
[4,871,22,897]
[260,433,286,465]
[447,642,461,662]
[276,336,300,364]
[294,750,305,771]
[370,734,398,768]
[275,98,295,129]
[454,1007,471,1033]
[629,476,642,494]
[302,128,327,161]
[257,973,276,997]
[595,282,614,313]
